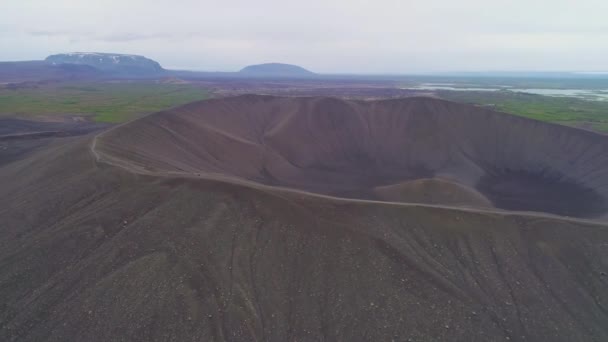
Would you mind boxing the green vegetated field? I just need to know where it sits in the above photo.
[438,90,608,132]
[0,82,211,123]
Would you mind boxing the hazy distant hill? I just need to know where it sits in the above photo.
[45,52,165,76]
[239,63,315,77]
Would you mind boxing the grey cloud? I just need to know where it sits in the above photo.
[26,30,180,42]
[1,0,607,73]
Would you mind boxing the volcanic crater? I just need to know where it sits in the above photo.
[4,94,608,342]
[97,95,608,219]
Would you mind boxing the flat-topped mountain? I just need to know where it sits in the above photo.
[45,52,165,76]
[239,63,315,77]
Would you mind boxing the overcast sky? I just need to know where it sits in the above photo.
[1,0,607,73]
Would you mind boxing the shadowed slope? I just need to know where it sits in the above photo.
[97,95,608,218]
[1,135,608,341]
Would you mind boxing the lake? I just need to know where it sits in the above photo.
[407,84,608,101]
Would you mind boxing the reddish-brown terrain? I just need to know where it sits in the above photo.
[1,95,608,341]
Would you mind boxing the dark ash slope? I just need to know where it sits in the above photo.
[0,118,110,167]
[1,134,608,341]
[98,95,608,218]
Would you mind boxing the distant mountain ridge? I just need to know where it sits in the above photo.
[45,52,165,76]
[239,63,315,77]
